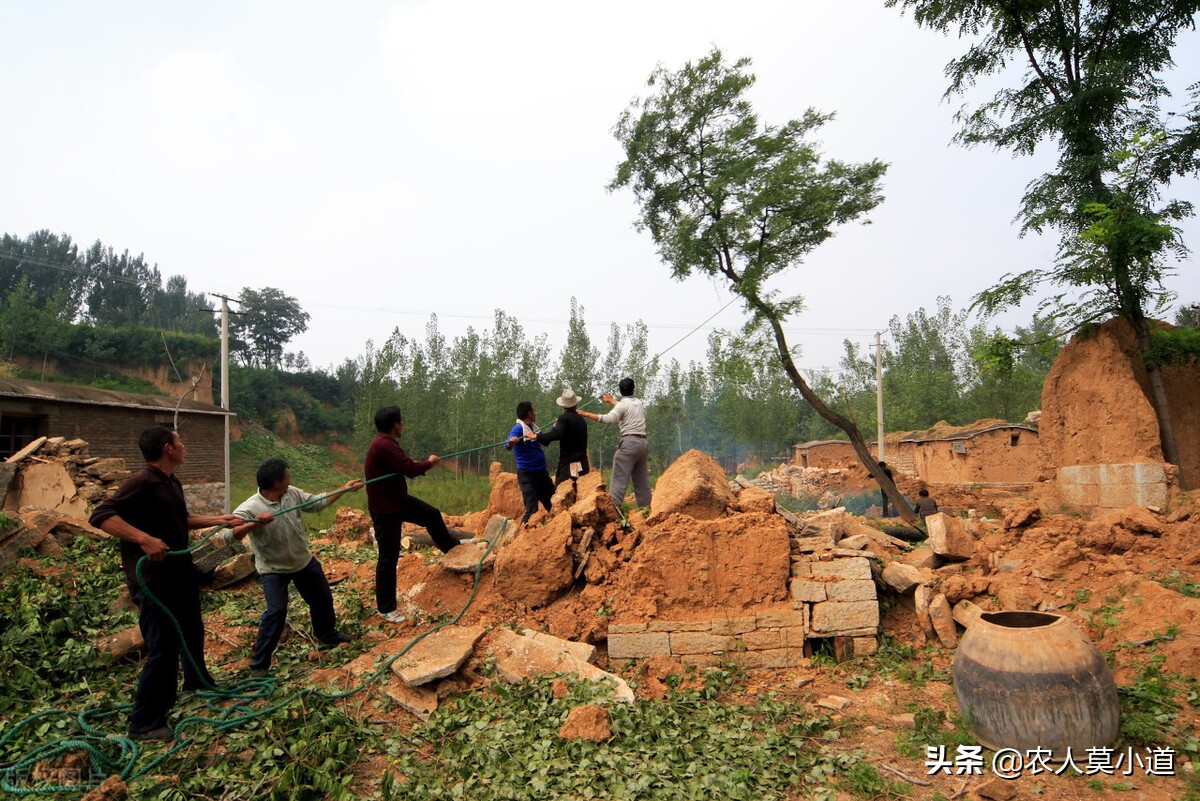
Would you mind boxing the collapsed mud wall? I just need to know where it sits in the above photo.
[1038,318,1200,508]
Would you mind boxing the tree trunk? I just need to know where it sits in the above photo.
[1130,316,1181,468]
[750,298,919,526]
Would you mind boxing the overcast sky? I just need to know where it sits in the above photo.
[3,1,1198,385]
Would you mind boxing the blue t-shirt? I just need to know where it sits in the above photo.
[507,422,548,472]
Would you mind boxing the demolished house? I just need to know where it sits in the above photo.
[1036,318,1200,513]
[0,377,231,513]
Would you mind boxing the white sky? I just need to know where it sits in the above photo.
[2,1,1197,383]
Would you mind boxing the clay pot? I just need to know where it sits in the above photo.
[953,611,1118,757]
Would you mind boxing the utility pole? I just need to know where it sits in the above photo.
[874,331,885,462]
[210,293,237,513]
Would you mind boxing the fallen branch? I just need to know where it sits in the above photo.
[1128,634,1176,647]
[950,778,969,799]
[877,763,931,787]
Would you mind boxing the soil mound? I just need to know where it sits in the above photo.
[649,449,736,520]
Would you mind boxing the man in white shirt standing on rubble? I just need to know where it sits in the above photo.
[579,377,652,509]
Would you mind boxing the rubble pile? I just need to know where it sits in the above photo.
[4,432,1200,735]
[742,464,859,509]
[0,436,121,567]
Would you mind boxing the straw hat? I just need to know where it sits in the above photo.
[556,388,580,408]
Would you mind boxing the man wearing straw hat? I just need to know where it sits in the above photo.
[530,387,591,486]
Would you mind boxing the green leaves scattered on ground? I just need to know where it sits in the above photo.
[385,672,851,801]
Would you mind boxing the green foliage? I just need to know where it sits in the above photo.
[232,287,311,370]
[1151,571,1200,598]
[837,762,909,799]
[147,696,372,800]
[1148,327,1200,367]
[228,364,353,435]
[872,637,951,688]
[0,538,134,716]
[893,707,977,760]
[387,672,848,801]
[1117,655,1199,750]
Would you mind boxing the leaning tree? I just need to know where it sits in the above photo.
[610,49,916,523]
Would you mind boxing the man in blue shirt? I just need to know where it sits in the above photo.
[505,401,553,524]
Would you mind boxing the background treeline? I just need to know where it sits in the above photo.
[9,228,1197,474]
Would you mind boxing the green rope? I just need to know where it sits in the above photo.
[0,467,509,796]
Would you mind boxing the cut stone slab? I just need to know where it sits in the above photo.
[928,592,959,649]
[491,628,634,702]
[926,513,975,562]
[5,436,47,464]
[392,625,486,686]
[483,514,513,543]
[880,562,923,593]
[810,557,872,581]
[810,600,880,634]
[816,695,851,711]
[900,546,938,570]
[520,629,596,664]
[190,530,247,575]
[381,677,438,720]
[210,552,256,589]
[440,541,496,573]
[838,534,870,550]
[96,624,145,661]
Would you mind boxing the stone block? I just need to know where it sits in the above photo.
[758,648,808,669]
[881,563,923,593]
[392,625,485,686]
[669,631,736,655]
[711,616,757,636]
[825,580,877,602]
[679,653,724,667]
[1058,465,1097,485]
[520,629,596,664]
[952,600,983,629]
[793,536,833,552]
[607,622,647,634]
[927,593,958,649]
[838,534,870,550]
[1131,462,1167,485]
[756,609,806,629]
[740,628,783,651]
[648,619,712,632]
[900,547,938,570]
[810,557,872,581]
[781,626,808,649]
[1059,481,1099,507]
[810,601,880,633]
[926,514,975,561]
[851,636,878,656]
[607,631,670,659]
[381,678,438,720]
[790,578,827,602]
[1097,463,1135,486]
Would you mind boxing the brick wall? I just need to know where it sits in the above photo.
[1,397,227,484]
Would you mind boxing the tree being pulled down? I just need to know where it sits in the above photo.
[609,49,918,524]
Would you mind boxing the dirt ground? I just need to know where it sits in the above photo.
[181,450,1200,801]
